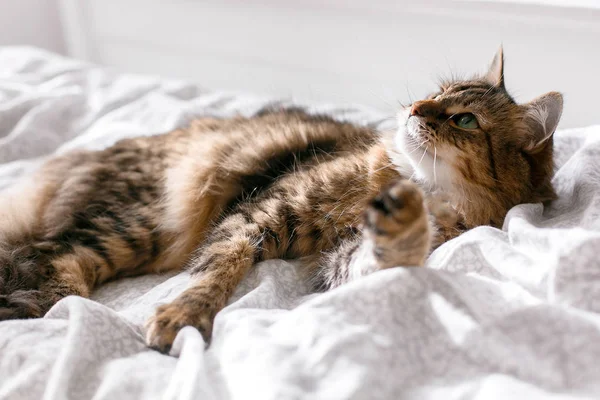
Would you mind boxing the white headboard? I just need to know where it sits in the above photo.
[58,0,600,128]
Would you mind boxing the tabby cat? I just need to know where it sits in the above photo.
[0,48,562,353]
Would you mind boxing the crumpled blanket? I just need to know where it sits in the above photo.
[1,47,600,400]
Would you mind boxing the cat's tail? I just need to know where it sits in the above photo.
[0,177,63,320]
[0,240,55,320]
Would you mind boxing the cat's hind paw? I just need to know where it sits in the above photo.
[145,298,216,354]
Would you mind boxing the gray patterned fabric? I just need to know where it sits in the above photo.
[1,47,600,400]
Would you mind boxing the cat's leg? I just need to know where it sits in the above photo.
[145,212,262,353]
[425,193,464,248]
[144,180,437,353]
[319,179,432,289]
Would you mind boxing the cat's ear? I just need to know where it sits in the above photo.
[522,92,563,153]
[484,46,504,88]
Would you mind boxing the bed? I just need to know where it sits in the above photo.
[1,47,600,400]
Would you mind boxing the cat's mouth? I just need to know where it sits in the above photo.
[395,110,433,160]
[395,108,455,189]
[403,113,436,153]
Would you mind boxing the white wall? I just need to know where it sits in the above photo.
[0,1,598,128]
[59,0,600,129]
[0,0,65,54]
[0,1,595,127]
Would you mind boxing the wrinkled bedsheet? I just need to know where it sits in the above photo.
[1,47,600,400]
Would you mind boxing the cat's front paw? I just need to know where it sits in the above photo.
[145,297,217,354]
[364,179,426,236]
[363,179,430,267]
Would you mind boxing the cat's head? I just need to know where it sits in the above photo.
[393,47,562,227]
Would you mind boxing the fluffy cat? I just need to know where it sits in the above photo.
[0,48,562,353]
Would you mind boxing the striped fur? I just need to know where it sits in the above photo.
[0,49,562,353]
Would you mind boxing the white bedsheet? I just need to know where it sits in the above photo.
[1,47,600,400]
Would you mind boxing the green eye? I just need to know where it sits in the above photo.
[454,113,479,129]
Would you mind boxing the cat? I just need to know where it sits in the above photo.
[0,48,562,353]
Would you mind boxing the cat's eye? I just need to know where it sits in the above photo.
[453,113,479,129]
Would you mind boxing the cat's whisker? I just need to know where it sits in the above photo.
[370,116,398,130]
[372,162,396,173]
[334,203,354,224]
[405,83,418,105]
[442,113,458,127]
[245,187,259,201]
[397,99,409,109]
[366,89,397,113]
[406,138,430,155]
[416,134,431,147]
[375,116,396,122]
[409,147,429,180]
[327,186,364,220]
[458,180,473,206]
[406,145,423,156]
[480,83,496,100]
[433,146,438,184]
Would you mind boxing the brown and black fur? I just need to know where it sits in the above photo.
[0,48,563,353]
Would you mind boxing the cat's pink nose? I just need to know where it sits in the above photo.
[410,100,437,118]
[410,103,423,117]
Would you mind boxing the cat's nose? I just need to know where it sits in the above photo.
[410,103,422,117]
[410,100,438,118]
